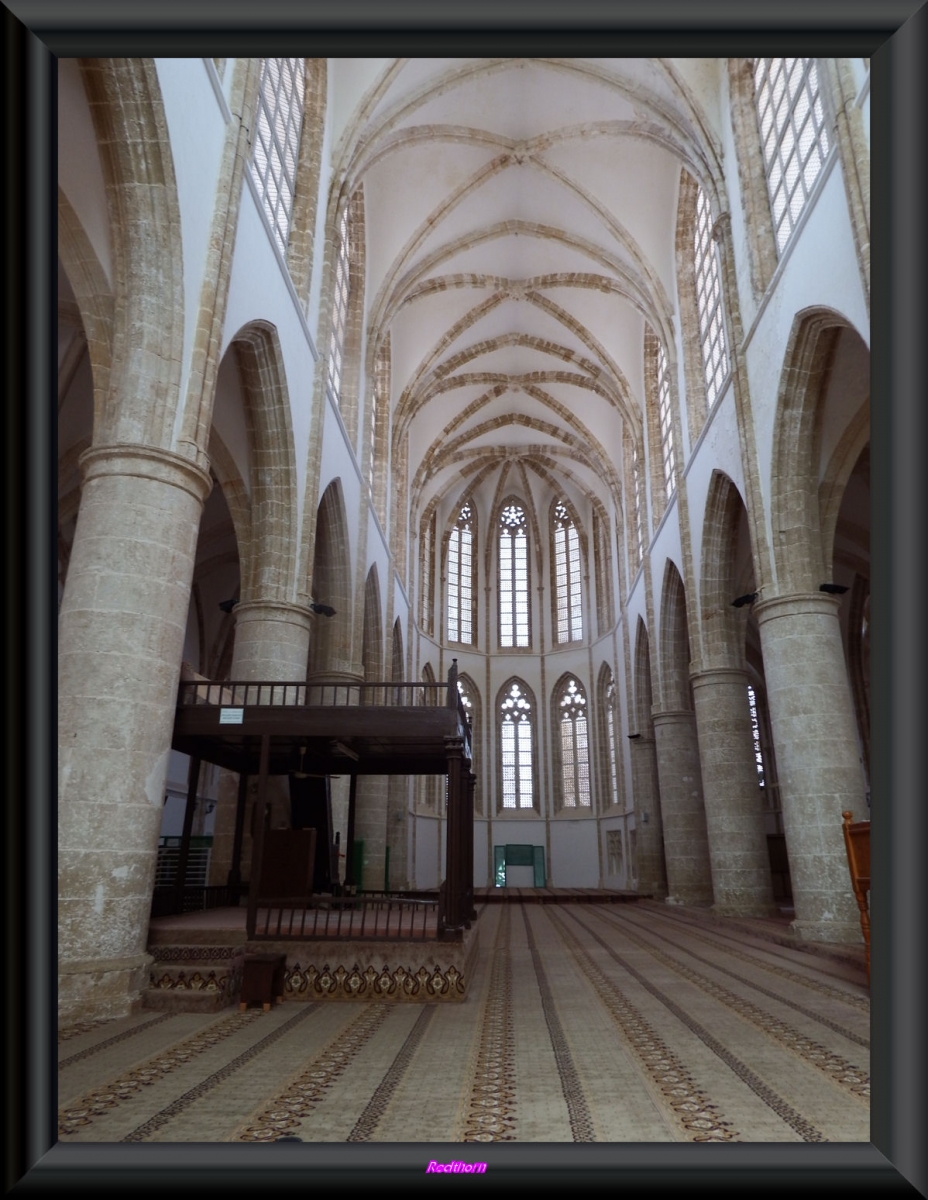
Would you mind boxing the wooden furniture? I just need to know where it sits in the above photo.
[842,811,870,986]
[239,952,287,1011]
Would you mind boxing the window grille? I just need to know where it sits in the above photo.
[694,188,731,410]
[156,837,212,887]
[753,57,830,254]
[500,681,534,809]
[632,441,645,566]
[656,342,677,500]
[558,678,591,808]
[605,675,619,807]
[554,502,583,643]
[447,501,475,644]
[249,58,305,258]
[499,503,530,648]
[747,684,766,789]
[326,205,350,406]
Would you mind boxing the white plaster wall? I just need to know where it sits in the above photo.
[211,350,253,491]
[550,819,599,886]
[156,58,229,448]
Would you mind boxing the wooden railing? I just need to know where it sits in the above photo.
[250,892,441,941]
[178,679,456,709]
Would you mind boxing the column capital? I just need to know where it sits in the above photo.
[233,599,315,632]
[753,591,842,624]
[80,443,213,504]
[689,665,750,688]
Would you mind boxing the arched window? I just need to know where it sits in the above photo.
[753,58,830,254]
[694,187,730,409]
[325,203,351,407]
[746,684,766,789]
[498,501,530,648]
[419,508,436,636]
[603,670,620,809]
[457,674,481,813]
[249,58,306,257]
[631,438,645,567]
[553,502,583,643]
[556,677,591,809]
[656,341,676,501]
[447,500,476,645]
[499,680,534,809]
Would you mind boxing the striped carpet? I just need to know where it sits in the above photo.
[57,901,869,1144]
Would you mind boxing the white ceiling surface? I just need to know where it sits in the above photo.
[336,58,723,526]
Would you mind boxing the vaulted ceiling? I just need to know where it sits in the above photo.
[334,57,726,539]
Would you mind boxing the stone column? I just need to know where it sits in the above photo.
[628,735,668,899]
[690,667,778,917]
[754,592,867,942]
[58,445,212,1026]
[651,710,714,906]
[385,775,410,890]
[209,600,313,886]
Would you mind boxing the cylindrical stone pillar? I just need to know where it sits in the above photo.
[690,667,778,917]
[754,592,867,942]
[209,600,313,886]
[651,709,714,906]
[58,445,212,1026]
[628,735,668,899]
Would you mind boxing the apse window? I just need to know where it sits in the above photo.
[499,503,530,648]
[249,58,305,258]
[500,681,534,809]
[558,678,591,808]
[554,503,583,643]
[747,684,766,788]
[753,57,831,254]
[694,189,731,410]
[447,501,475,644]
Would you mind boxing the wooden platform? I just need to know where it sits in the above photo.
[475,887,647,904]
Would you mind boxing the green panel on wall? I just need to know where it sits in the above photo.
[505,843,534,867]
[533,845,546,887]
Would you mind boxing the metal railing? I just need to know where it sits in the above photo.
[250,892,441,941]
[151,883,245,918]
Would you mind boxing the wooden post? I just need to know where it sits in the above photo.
[246,735,270,938]
[443,735,465,932]
[344,772,359,893]
[172,755,201,913]
[227,770,248,891]
[464,764,476,922]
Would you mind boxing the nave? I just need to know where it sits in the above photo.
[58,900,869,1146]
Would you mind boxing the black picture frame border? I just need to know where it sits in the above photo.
[6,0,926,1193]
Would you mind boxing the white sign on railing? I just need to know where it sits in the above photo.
[219,708,244,724]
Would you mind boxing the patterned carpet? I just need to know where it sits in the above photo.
[58,901,869,1144]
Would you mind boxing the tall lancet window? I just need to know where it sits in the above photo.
[694,187,730,409]
[604,673,619,808]
[753,58,830,254]
[499,502,530,648]
[249,58,306,257]
[325,203,350,406]
[632,441,645,567]
[500,680,534,809]
[554,502,583,643]
[447,500,475,644]
[656,342,676,501]
[747,684,766,789]
[557,677,591,808]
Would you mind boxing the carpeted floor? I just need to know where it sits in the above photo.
[57,901,869,1144]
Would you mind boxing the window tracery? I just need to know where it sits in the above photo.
[499,502,530,648]
[499,680,534,810]
[553,502,583,643]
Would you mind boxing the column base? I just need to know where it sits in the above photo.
[58,952,153,1028]
[789,917,864,945]
[665,894,713,908]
